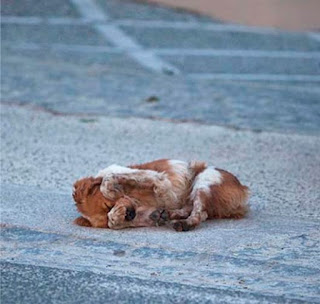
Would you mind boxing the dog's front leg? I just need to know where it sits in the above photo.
[96,165,140,200]
[98,165,173,203]
[108,171,176,207]
[97,165,151,200]
[107,197,137,229]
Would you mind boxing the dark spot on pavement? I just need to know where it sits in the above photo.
[145,95,160,103]
[79,118,98,123]
[162,68,175,75]
[113,250,126,257]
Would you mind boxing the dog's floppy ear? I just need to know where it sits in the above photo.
[88,177,103,195]
[92,176,103,186]
[72,180,84,202]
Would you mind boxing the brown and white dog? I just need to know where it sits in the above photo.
[72,159,249,231]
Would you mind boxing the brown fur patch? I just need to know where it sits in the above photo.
[129,159,171,172]
[206,169,249,219]
[73,176,114,228]
[189,161,207,176]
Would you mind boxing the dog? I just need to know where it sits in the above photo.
[72,178,168,229]
[72,159,249,231]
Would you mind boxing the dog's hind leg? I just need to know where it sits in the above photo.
[171,191,208,231]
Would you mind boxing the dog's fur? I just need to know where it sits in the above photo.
[73,176,111,228]
[72,159,249,231]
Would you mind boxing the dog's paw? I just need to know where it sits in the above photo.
[171,220,195,232]
[149,209,169,226]
[108,205,127,228]
[108,204,136,229]
[101,176,123,200]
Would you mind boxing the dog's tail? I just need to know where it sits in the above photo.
[188,161,207,177]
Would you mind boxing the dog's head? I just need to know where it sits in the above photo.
[72,176,114,228]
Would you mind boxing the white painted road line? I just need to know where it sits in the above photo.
[95,24,140,50]
[3,16,320,37]
[2,42,123,53]
[4,42,42,50]
[0,16,43,24]
[0,17,275,33]
[154,49,320,59]
[48,18,93,25]
[68,0,179,74]
[308,33,320,42]
[188,74,320,82]
[50,43,123,53]
[4,42,320,59]
[4,43,320,82]
[114,20,282,34]
[0,16,91,25]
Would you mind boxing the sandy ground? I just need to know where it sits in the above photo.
[145,0,320,30]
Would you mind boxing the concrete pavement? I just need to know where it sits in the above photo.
[1,0,320,303]
[1,104,320,303]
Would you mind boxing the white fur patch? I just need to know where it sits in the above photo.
[96,164,139,178]
[169,160,189,176]
[82,214,91,221]
[164,160,193,206]
[191,167,222,198]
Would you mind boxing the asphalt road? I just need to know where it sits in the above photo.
[1,0,320,303]
[1,0,320,134]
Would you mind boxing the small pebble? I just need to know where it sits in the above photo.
[145,96,160,103]
[113,250,126,257]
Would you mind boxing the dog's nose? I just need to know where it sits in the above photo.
[125,208,136,221]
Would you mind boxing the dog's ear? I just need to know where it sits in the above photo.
[72,180,83,201]
[92,176,103,186]
[88,177,103,195]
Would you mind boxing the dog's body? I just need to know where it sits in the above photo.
[73,159,249,231]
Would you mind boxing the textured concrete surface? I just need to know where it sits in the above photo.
[3,262,301,304]
[1,0,320,303]
[1,105,320,217]
[1,104,320,303]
